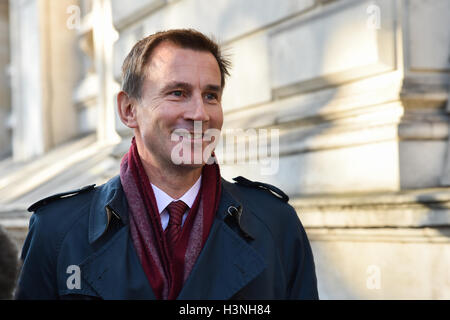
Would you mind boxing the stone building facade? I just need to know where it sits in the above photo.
[0,0,449,299]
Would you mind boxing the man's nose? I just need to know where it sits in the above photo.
[187,92,210,121]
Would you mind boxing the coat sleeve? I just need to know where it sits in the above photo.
[15,213,59,299]
[285,207,319,300]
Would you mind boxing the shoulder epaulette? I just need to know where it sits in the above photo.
[232,176,289,203]
[27,184,96,212]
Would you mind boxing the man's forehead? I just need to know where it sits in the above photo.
[148,42,219,73]
[144,42,221,89]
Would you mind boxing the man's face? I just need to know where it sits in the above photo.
[134,41,223,169]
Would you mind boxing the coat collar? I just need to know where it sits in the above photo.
[88,175,129,244]
[82,175,266,299]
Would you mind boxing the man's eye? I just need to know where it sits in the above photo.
[171,90,183,97]
[205,93,218,100]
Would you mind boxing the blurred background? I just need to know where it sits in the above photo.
[0,0,449,299]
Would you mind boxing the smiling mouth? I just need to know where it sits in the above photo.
[176,132,205,140]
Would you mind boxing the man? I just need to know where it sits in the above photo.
[15,29,318,299]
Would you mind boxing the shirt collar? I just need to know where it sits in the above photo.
[151,175,202,214]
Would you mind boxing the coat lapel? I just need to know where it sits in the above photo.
[79,226,156,299]
[79,176,266,300]
[79,176,155,299]
[177,182,266,299]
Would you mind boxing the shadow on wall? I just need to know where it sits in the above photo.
[416,193,450,239]
[0,225,19,300]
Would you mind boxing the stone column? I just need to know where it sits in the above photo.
[399,0,450,188]
[9,0,87,161]
[9,0,48,161]
[74,0,120,144]
[92,0,120,144]
[0,0,11,159]
[44,0,80,147]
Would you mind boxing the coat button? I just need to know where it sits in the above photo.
[227,206,239,216]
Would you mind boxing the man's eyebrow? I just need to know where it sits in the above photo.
[160,81,193,92]
[160,82,222,93]
[204,84,221,92]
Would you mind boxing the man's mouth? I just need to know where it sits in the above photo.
[175,131,205,140]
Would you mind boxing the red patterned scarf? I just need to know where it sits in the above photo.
[120,137,221,299]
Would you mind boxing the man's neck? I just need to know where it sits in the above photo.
[150,167,201,199]
[134,134,204,198]
[140,155,202,199]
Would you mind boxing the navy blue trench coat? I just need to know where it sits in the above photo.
[15,175,318,300]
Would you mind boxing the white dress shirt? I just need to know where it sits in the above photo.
[151,175,202,231]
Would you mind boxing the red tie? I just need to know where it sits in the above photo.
[165,200,188,250]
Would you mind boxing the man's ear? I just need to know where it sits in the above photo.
[117,91,138,128]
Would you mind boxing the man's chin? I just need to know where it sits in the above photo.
[178,152,210,167]
[175,162,205,170]
[170,159,206,173]
[170,142,216,167]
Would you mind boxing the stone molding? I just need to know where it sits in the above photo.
[293,187,450,228]
[306,227,450,243]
